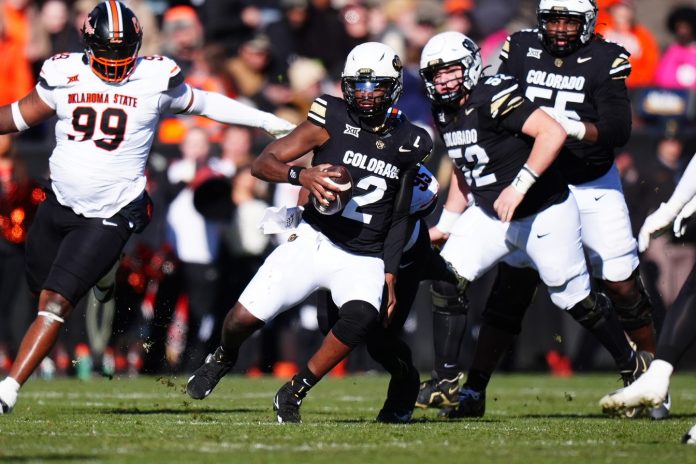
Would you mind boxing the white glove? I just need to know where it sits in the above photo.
[638,202,681,252]
[258,205,303,234]
[263,116,296,139]
[540,107,586,140]
[674,196,696,238]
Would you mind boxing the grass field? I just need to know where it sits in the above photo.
[1,373,696,463]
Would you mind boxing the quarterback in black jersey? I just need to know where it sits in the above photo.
[417,31,641,419]
[498,0,657,359]
[186,42,433,423]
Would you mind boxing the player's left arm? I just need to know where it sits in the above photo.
[0,88,56,134]
[162,83,296,138]
[494,101,566,222]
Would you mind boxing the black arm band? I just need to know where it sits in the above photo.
[288,166,305,186]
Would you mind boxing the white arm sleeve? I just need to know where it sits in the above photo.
[161,84,295,137]
[665,154,696,212]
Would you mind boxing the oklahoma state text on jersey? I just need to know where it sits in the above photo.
[434,74,568,220]
[304,95,432,256]
[499,30,632,184]
[35,53,184,218]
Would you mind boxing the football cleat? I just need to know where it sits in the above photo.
[683,423,696,445]
[415,373,462,410]
[448,386,485,418]
[273,381,304,424]
[186,347,232,400]
[647,392,671,420]
[619,350,654,387]
[376,407,413,424]
[600,357,670,417]
[0,381,18,415]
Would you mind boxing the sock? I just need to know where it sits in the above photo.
[291,366,319,398]
[465,368,490,393]
[0,377,20,392]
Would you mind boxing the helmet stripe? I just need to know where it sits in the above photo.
[106,0,123,39]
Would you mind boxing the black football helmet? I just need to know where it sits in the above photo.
[82,0,143,83]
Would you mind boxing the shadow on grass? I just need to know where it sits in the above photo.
[106,407,260,415]
[0,454,96,462]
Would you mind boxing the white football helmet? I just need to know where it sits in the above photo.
[537,0,598,56]
[341,42,403,117]
[419,31,482,106]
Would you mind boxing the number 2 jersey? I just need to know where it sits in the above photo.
[434,74,568,220]
[35,53,186,218]
[499,30,632,185]
[303,95,432,258]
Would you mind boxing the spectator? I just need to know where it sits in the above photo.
[596,0,659,89]
[655,6,696,90]
[0,0,35,105]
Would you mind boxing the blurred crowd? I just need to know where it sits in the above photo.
[1,0,696,379]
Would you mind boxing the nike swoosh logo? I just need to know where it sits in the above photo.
[465,108,475,115]
[536,232,550,238]
[577,56,592,63]
[448,386,459,395]
[399,260,414,269]
[102,219,118,227]
[398,146,412,152]
[443,363,457,369]
[594,194,606,201]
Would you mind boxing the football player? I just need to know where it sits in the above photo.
[417,31,646,419]
[421,0,663,419]
[600,154,696,416]
[317,164,468,423]
[186,42,433,424]
[0,0,295,414]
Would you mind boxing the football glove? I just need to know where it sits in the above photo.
[263,117,296,139]
[540,107,586,141]
[638,202,681,252]
[674,196,696,238]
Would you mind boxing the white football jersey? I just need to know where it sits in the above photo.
[36,53,186,218]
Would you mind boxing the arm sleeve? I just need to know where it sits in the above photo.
[499,97,537,133]
[161,84,280,130]
[593,78,632,147]
[35,79,57,109]
[383,166,418,275]
[666,155,696,211]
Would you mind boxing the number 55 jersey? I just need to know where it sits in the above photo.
[35,53,185,218]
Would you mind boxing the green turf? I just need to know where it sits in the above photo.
[1,373,695,463]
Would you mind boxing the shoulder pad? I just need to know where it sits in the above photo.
[471,74,525,118]
[131,55,185,92]
[591,39,632,80]
[38,53,88,88]
[402,125,433,163]
[307,94,342,127]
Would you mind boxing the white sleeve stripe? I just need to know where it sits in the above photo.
[308,113,325,125]
[609,64,631,74]
[315,97,327,106]
[491,84,518,102]
[500,50,509,58]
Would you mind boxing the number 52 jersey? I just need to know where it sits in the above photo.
[35,52,185,218]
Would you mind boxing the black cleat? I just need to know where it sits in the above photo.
[415,373,461,410]
[273,381,304,423]
[186,347,232,400]
[448,386,485,418]
[376,408,413,424]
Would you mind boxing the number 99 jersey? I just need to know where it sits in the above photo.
[303,95,432,256]
[35,53,185,218]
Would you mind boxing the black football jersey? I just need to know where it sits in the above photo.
[303,95,432,256]
[434,74,568,220]
[499,30,632,184]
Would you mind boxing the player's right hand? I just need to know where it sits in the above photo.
[429,226,449,247]
[674,196,696,238]
[638,202,681,252]
[303,163,342,206]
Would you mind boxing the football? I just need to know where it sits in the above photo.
[311,165,353,215]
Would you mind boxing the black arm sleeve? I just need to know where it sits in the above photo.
[383,166,418,275]
[594,78,632,148]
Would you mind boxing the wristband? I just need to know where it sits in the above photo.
[511,164,538,195]
[11,102,29,132]
[287,166,305,186]
[563,118,586,140]
[435,208,460,234]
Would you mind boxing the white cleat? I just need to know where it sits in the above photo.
[0,380,18,414]
[600,359,672,414]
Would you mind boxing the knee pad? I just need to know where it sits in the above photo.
[568,292,611,330]
[430,280,468,316]
[612,273,653,330]
[331,300,379,348]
